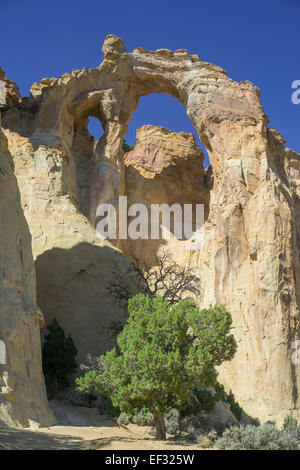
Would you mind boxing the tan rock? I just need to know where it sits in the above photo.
[121,125,209,264]
[2,128,138,364]
[0,68,21,107]
[0,113,55,428]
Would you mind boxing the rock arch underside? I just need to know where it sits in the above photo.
[1,34,300,425]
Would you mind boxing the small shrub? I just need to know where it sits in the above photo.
[132,409,154,426]
[216,423,300,450]
[283,412,298,429]
[284,424,300,442]
[117,413,130,426]
[180,414,216,437]
[117,406,153,426]
[227,391,243,421]
[197,434,215,449]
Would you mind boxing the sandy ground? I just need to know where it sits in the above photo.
[0,402,203,450]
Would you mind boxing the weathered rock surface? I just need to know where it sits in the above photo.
[1,69,138,366]
[186,127,300,424]
[1,123,138,365]
[122,122,300,424]
[1,36,300,425]
[0,67,21,107]
[0,112,54,427]
[121,125,210,263]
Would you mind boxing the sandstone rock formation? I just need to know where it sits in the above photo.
[1,70,139,366]
[1,35,300,425]
[121,125,210,263]
[0,112,54,428]
[125,122,300,424]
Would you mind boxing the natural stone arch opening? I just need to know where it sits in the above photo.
[70,104,106,217]
[118,92,211,261]
[84,84,213,228]
[124,92,210,167]
[88,116,104,142]
[32,35,264,229]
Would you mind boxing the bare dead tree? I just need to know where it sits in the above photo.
[138,251,201,304]
[79,353,105,374]
[105,251,201,339]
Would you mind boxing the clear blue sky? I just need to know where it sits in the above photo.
[1,0,299,166]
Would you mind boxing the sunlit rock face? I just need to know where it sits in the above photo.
[121,125,210,264]
[0,112,55,428]
[1,73,139,366]
[1,35,300,424]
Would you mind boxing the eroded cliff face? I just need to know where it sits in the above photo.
[200,127,300,424]
[121,125,210,263]
[0,112,54,428]
[1,104,138,365]
[121,122,300,424]
[1,35,300,424]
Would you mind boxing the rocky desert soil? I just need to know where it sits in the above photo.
[0,402,202,450]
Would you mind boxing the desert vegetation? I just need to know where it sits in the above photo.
[42,319,78,397]
[76,294,237,439]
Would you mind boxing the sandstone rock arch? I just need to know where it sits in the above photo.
[2,35,300,424]
[29,34,265,224]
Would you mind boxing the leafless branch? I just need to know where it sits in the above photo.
[105,251,201,338]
